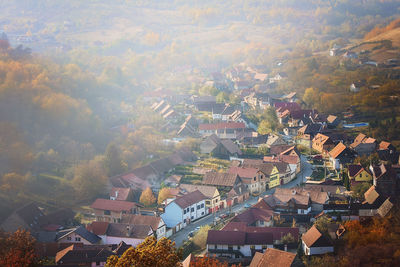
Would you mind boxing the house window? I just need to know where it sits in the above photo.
[184,210,186,214]
[213,245,217,249]
[191,216,194,220]
[260,221,264,225]
[262,245,267,249]
[187,208,189,212]
[104,210,111,215]
[75,237,81,242]
[201,203,204,208]
[254,177,256,181]
[191,208,194,212]
[197,205,200,209]
[67,236,71,241]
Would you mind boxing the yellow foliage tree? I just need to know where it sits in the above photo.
[106,236,182,267]
[140,187,156,206]
[158,187,173,205]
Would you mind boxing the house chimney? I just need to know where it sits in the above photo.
[115,190,119,199]
[126,225,131,237]
[284,244,288,251]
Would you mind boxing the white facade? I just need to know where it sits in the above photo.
[161,199,207,229]
[297,206,312,214]
[207,244,273,258]
[302,240,334,256]
[58,233,93,245]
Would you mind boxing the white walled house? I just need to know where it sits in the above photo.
[161,190,207,228]
[302,225,334,255]
[56,226,101,245]
[206,230,273,258]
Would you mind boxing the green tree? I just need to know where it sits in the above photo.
[314,215,333,235]
[216,92,229,103]
[104,143,126,177]
[192,225,211,249]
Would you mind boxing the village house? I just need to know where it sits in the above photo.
[120,214,166,240]
[370,164,399,197]
[109,187,134,202]
[242,160,281,189]
[302,225,334,256]
[350,133,377,156]
[179,184,221,213]
[312,133,335,154]
[0,203,45,233]
[109,172,151,193]
[262,190,311,214]
[56,226,101,245]
[200,134,242,158]
[206,230,274,258]
[274,188,329,212]
[161,190,207,231]
[348,164,372,184]
[249,248,301,267]
[222,221,299,246]
[87,221,153,247]
[177,115,199,137]
[326,115,340,128]
[296,123,324,148]
[230,207,275,227]
[228,166,267,195]
[202,171,249,206]
[230,110,258,130]
[192,95,216,111]
[198,122,246,139]
[328,143,355,170]
[266,134,287,148]
[90,199,141,223]
[55,244,116,266]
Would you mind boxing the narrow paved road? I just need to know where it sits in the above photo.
[170,155,313,247]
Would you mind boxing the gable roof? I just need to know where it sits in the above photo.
[109,187,131,201]
[326,115,338,124]
[90,199,139,212]
[379,141,394,150]
[203,172,239,187]
[179,184,218,199]
[329,143,348,159]
[270,145,293,155]
[106,223,152,239]
[57,226,101,244]
[207,230,273,245]
[275,188,328,205]
[348,164,367,178]
[302,225,332,248]
[350,133,366,148]
[55,245,115,265]
[364,186,380,204]
[250,248,296,267]
[231,208,274,225]
[377,198,394,218]
[120,214,163,231]
[173,190,207,209]
[228,166,259,179]
[87,222,110,236]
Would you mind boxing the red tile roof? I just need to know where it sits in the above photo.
[87,221,109,235]
[250,248,296,267]
[348,164,365,178]
[329,143,347,159]
[198,122,245,131]
[203,172,239,187]
[302,225,332,248]
[174,190,207,209]
[228,166,259,179]
[109,187,131,201]
[90,199,139,212]
[379,141,392,150]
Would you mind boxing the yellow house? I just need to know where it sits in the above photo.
[268,166,280,188]
[348,164,372,182]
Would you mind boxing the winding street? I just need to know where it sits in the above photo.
[170,155,314,247]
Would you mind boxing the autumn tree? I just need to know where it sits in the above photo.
[0,229,37,267]
[158,187,173,205]
[72,156,108,200]
[104,143,126,177]
[192,225,211,249]
[140,187,156,206]
[106,236,182,267]
[0,172,29,193]
[281,233,295,244]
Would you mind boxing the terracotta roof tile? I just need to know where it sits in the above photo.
[120,214,162,231]
[109,187,131,201]
[302,225,332,248]
[228,166,259,179]
[250,248,296,267]
[203,172,239,187]
[179,184,218,199]
[173,190,207,209]
[87,222,109,236]
[329,143,347,159]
